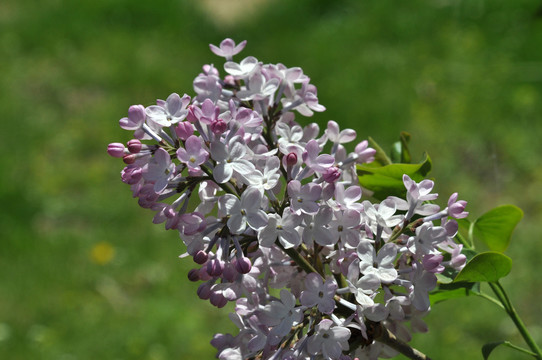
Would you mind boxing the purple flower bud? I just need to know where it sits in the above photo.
[210,292,228,308]
[121,166,142,184]
[198,267,212,281]
[323,166,341,183]
[355,140,376,164]
[127,139,142,153]
[202,64,220,76]
[246,241,259,254]
[186,105,199,123]
[175,121,194,140]
[234,256,252,274]
[206,258,224,277]
[193,250,208,265]
[222,264,237,282]
[197,283,212,300]
[107,143,125,158]
[285,152,298,167]
[422,254,444,273]
[224,75,236,86]
[122,154,136,164]
[210,119,227,135]
[447,193,468,219]
[187,268,200,282]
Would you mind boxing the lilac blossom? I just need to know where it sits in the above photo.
[258,211,301,249]
[210,38,247,61]
[145,93,190,127]
[357,241,398,284]
[218,187,268,234]
[299,273,337,314]
[307,319,351,359]
[108,39,472,360]
[176,135,208,172]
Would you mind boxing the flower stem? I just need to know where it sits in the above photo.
[369,321,432,360]
[489,281,542,359]
[276,241,321,276]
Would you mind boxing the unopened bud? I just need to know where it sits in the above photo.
[107,143,125,158]
[210,292,228,308]
[210,119,227,135]
[175,121,194,140]
[234,257,252,274]
[122,154,136,164]
[193,250,208,265]
[127,139,142,153]
[206,259,224,277]
[187,268,200,282]
[246,241,259,254]
[197,283,211,300]
[323,166,341,183]
[286,152,298,166]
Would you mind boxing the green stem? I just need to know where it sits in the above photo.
[475,291,505,310]
[276,241,320,276]
[489,281,542,359]
[200,165,238,196]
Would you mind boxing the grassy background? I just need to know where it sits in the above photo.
[1,0,542,359]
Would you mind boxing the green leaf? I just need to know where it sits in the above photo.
[454,252,512,283]
[483,341,508,359]
[399,131,412,163]
[357,153,432,200]
[368,137,392,166]
[473,205,523,252]
[430,281,480,304]
[482,341,537,359]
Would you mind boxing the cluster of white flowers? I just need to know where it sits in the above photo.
[108,39,468,360]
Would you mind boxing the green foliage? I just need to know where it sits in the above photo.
[473,205,524,253]
[357,136,432,200]
[454,252,513,283]
[482,340,538,359]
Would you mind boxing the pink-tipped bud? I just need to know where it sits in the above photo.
[187,268,200,282]
[222,264,237,282]
[122,154,136,164]
[198,267,212,281]
[107,143,125,158]
[246,241,259,254]
[186,106,199,123]
[210,119,227,135]
[193,250,208,265]
[422,254,444,273]
[197,283,211,300]
[121,166,142,184]
[206,259,224,277]
[224,75,236,86]
[127,139,142,153]
[234,257,252,274]
[323,166,341,183]
[210,292,228,308]
[285,152,298,167]
[203,64,219,76]
[175,121,194,140]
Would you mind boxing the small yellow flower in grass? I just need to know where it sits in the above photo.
[90,241,115,265]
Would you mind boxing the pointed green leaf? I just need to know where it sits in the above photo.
[430,281,480,304]
[473,205,523,252]
[454,252,512,283]
[357,154,432,200]
[368,136,392,166]
[483,341,508,359]
[399,131,412,163]
[482,341,537,359]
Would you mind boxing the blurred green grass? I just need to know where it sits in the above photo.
[1,0,542,359]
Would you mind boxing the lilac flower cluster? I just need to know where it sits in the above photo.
[108,39,469,360]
